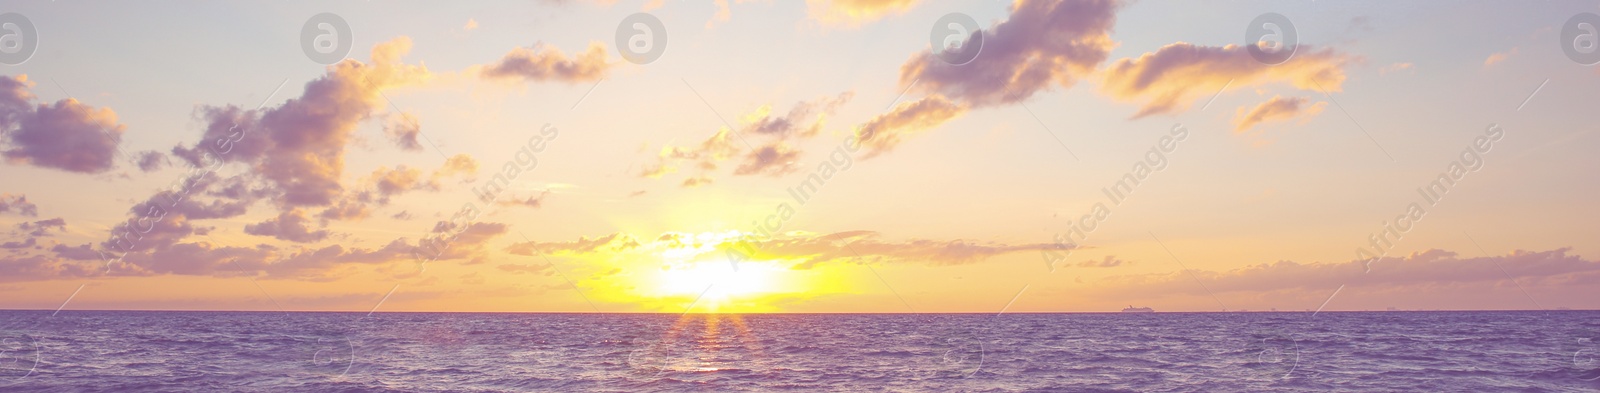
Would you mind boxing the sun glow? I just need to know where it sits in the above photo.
[635,231,806,312]
[658,261,786,304]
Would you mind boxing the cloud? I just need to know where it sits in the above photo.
[134,36,478,265]
[91,38,434,276]
[681,175,713,188]
[642,93,851,181]
[1101,43,1356,118]
[745,230,1062,269]
[84,221,510,281]
[1379,62,1414,76]
[257,240,416,280]
[401,221,510,267]
[97,173,262,254]
[506,232,642,256]
[370,165,440,197]
[1092,248,1600,299]
[150,181,255,216]
[0,75,129,174]
[841,0,1116,157]
[0,193,37,217]
[243,209,330,243]
[1485,48,1516,67]
[899,0,1120,108]
[170,37,431,208]
[15,217,66,237]
[135,150,168,172]
[806,0,922,26]
[497,190,550,209]
[317,199,370,223]
[196,176,272,212]
[312,158,468,224]
[50,243,98,261]
[742,92,853,138]
[507,230,1058,270]
[0,39,539,284]
[91,239,401,280]
[639,128,737,179]
[0,238,34,249]
[1233,96,1326,133]
[0,254,98,282]
[430,221,508,251]
[0,74,30,123]
[666,128,743,167]
[477,42,611,84]
[383,112,423,151]
[333,156,477,211]
[638,162,676,179]
[733,142,802,176]
[434,154,479,180]
[463,19,479,31]
[1078,255,1128,268]
[853,95,966,157]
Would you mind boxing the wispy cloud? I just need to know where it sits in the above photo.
[1233,96,1326,133]
[1484,47,1517,67]
[641,93,853,180]
[1090,248,1598,301]
[853,95,966,157]
[1379,62,1414,75]
[476,42,611,84]
[1102,43,1355,118]
[505,230,1061,270]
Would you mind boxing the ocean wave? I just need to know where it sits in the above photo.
[1,311,1596,391]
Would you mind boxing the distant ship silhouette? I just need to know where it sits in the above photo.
[1121,305,1155,313]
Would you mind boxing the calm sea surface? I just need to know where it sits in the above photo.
[0,310,1596,392]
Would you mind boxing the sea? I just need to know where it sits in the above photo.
[0,310,1596,392]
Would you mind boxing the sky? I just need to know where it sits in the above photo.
[0,0,1597,313]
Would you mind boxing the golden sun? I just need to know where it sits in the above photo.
[636,231,801,312]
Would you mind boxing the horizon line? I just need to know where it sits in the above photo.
[2,308,1589,314]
